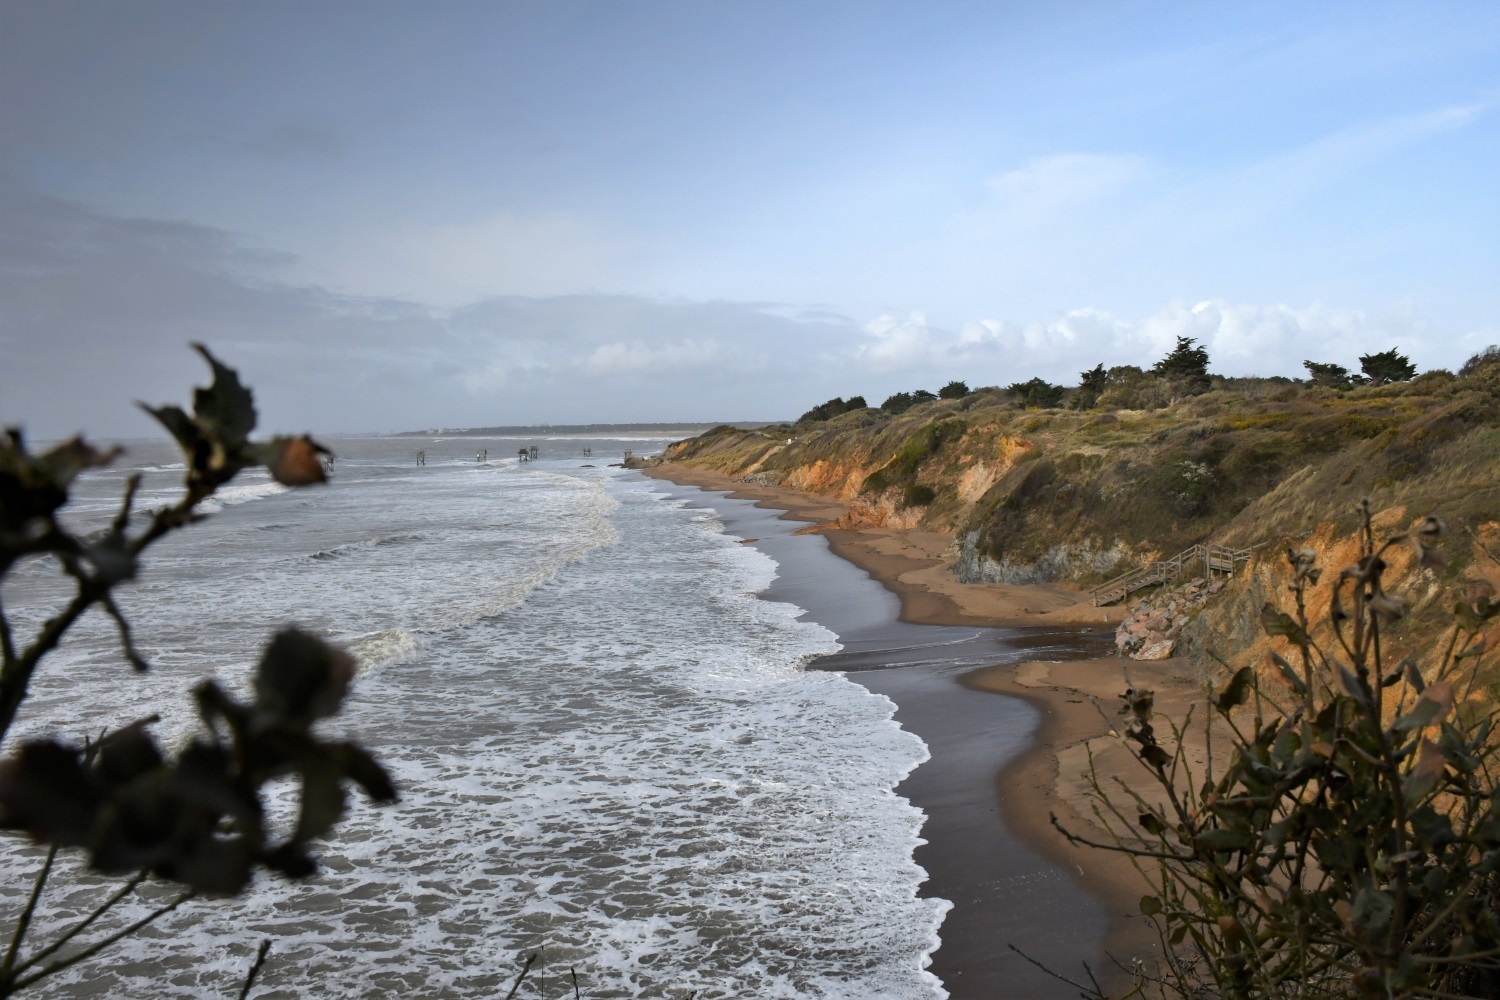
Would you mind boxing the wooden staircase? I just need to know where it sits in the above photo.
[1090,543,1256,607]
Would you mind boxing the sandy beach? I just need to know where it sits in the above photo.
[643,462,1216,998]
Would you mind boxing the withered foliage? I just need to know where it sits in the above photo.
[1057,502,1500,999]
[0,348,393,995]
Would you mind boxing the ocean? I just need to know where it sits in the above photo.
[0,435,948,998]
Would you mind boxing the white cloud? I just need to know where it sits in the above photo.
[849,299,1483,387]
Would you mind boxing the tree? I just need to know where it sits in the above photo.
[911,389,937,404]
[939,380,970,400]
[798,395,868,422]
[1059,508,1500,998]
[880,391,915,415]
[1303,359,1360,390]
[1153,337,1211,394]
[1359,348,1417,386]
[1459,345,1500,378]
[798,397,845,423]
[1006,377,1066,409]
[1071,364,1107,410]
[0,348,394,995]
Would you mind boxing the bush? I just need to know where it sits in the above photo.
[1097,366,1175,410]
[1060,509,1500,998]
[901,483,936,507]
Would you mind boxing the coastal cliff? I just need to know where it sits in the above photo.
[656,361,1500,669]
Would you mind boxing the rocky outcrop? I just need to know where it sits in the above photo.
[955,530,1130,585]
[1116,575,1226,659]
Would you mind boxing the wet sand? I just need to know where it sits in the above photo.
[642,463,1211,997]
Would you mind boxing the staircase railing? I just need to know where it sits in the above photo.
[1090,542,1257,606]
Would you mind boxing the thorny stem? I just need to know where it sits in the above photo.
[503,953,537,1000]
[235,940,272,1000]
[9,889,194,993]
[0,847,55,982]
[11,872,147,976]
[0,486,205,745]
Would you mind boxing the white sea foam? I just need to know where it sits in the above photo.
[0,442,944,998]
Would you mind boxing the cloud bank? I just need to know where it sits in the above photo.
[2,191,1492,440]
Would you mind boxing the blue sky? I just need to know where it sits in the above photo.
[2,1,1497,435]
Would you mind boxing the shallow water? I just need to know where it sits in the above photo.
[1,437,946,998]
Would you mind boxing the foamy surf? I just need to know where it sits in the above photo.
[0,436,946,998]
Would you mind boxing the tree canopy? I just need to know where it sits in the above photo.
[1359,348,1417,385]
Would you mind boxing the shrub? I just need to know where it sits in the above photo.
[901,483,936,507]
[1098,366,1175,410]
[1459,345,1500,378]
[1059,508,1500,998]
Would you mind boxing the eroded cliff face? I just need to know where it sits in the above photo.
[661,371,1500,597]
[1175,514,1500,695]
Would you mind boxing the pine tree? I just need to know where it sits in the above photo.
[1359,348,1417,385]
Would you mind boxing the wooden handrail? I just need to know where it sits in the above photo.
[1091,541,1258,606]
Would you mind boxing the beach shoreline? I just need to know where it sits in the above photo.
[642,461,1210,995]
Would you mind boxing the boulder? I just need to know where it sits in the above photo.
[1135,639,1176,660]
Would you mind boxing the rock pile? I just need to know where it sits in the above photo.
[1116,576,1227,660]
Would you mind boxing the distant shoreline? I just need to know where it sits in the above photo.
[390,422,781,437]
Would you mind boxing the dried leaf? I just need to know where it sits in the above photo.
[1139,744,1172,770]
[1393,681,1454,732]
[0,741,101,846]
[1260,603,1309,646]
[1268,651,1307,695]
[1403,739,1445,806]
[1216,666,1254,715]
[190,343,257,446]
[254,629,355,725]
[261,436,329,487]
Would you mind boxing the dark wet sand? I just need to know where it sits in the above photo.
[651,479,1114,999]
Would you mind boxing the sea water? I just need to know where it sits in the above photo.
[0,436,947,998]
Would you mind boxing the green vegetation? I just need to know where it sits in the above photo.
[1153,336,1213,395]
[665,346,1500,597]
[939,380,971,400]
[1361,348,1418,386]
[0,349,394,995]
[1007,377,1067,409]
[1059,511,1500,998]
[1072,364,1108,410]
[798,395,868,423]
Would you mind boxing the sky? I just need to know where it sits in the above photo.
[2,1,1498,437]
